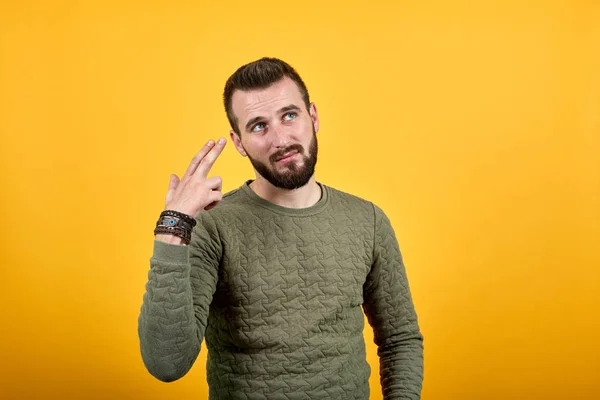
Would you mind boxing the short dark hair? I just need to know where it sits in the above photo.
[223,57,311,136]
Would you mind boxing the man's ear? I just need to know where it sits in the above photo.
[230,130,247,157]
[309,102,319,133]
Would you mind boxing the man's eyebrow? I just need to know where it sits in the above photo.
[244,105,303,132]
[245,116,264,132]
[279,104,302,114]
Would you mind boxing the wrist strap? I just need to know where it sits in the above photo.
[156,215,195,232]
[154,210,196,245]
[154,226,192,245]
[160,210,196,227]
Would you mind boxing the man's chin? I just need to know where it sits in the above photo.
[249,151,316,190]
[262,170,313,190]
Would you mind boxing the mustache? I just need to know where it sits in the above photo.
[270,144,304,163]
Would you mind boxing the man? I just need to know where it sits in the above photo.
[138,57,424,399]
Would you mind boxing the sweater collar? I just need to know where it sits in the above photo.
[240,180,330,217]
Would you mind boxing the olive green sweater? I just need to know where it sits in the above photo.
[138,181,423,399]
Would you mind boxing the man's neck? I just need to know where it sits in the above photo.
[249,176,322,209]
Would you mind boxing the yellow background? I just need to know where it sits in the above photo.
[1,1,598,399]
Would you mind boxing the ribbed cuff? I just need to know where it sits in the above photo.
[151,239,190,265]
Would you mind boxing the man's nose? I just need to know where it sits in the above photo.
[270,123,290,148]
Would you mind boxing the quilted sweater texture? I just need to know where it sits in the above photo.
[138,181,424,399]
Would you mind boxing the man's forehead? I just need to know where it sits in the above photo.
[231,77,304,121]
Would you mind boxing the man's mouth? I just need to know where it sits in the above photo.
[275,151,299,162]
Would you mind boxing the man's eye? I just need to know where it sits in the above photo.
[283,112,296,121]
[252,123,265,132]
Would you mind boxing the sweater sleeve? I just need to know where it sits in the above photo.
[138,212,222,382]
[362,204,424,399]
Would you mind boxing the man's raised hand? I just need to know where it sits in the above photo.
[164,138,227,218]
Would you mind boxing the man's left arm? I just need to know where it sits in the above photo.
[362,204,424,399]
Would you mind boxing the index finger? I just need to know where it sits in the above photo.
[195,137,226,178]
[183,139,216,178]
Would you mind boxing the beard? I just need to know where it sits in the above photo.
[245,131,318,190]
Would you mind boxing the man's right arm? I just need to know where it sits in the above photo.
[137,138,227,382]
[138,212,222,382]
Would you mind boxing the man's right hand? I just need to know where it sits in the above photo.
[156,138,227,245]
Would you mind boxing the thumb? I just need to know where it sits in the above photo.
[165,174,180,204]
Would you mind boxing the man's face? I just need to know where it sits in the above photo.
[229,77,320,190]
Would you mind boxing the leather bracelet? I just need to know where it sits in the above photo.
[160,210,196,228]
[154,210,196,244]
[155,214,195,232]
[154,226,192,245]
